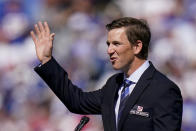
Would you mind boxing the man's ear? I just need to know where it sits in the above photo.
[133,40,142,55]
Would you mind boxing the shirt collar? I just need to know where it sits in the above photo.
[124,60,150,83]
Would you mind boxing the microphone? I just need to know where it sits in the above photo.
[74,116,90,131]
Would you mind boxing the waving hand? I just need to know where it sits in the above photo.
[30,21,55,64]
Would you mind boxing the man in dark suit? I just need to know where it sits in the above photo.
[31,17,183,131]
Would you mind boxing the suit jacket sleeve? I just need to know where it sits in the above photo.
[34,57,102,114]
[153,81,183,131]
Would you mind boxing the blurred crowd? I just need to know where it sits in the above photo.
[0,0,196,131]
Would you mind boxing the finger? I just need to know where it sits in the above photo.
[38,21,45,36]
[44,21,50,36]
[34,24,41,39]
[30,31,38,45]
[50,33,55,42]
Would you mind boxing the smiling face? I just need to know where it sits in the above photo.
[107,27,136,72]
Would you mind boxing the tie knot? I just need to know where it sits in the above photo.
[123,79,133,88]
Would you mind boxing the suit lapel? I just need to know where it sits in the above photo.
[109,73,124,131]
[118,64,156,131]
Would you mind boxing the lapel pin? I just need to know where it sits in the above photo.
[137,106,143,112]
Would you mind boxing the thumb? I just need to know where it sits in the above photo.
[50,33,55,41]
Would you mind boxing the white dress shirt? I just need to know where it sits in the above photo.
[115,60,150,124]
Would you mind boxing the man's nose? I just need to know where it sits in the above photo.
[107,45,115,55]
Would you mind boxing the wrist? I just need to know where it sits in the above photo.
[41,57,52,65]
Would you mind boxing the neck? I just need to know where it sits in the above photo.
[124,58,146,77]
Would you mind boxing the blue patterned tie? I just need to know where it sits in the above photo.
[117,79,134,123]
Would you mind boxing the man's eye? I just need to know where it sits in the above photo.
[106,42,110,46]
[113,42,120,46]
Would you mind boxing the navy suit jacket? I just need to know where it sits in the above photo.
[34,57,183,131]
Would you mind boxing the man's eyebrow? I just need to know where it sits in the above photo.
[112,41,120,43]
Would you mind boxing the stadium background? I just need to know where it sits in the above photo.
[0,0,196,130]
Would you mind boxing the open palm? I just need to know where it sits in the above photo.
[30,21,55,64]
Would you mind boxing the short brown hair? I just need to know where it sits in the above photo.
[106,17,151,59]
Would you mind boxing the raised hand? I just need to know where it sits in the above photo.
[30,21,55,64]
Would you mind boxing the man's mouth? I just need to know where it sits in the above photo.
[110,57,117,63]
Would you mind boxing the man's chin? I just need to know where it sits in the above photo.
[112,65,121,70]
[112,64,127,71]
